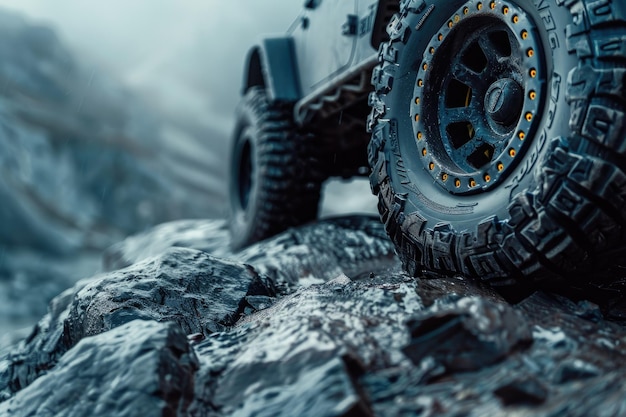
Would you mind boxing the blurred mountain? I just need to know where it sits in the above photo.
[0,8,227,334]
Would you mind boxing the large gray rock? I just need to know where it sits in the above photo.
[0,247,273,399]
[104,215,399,294]
[361,291,626,416]
[0,320,198,416]
[102,219,233,270]
[190,274,421,417]
[3,216,626,416]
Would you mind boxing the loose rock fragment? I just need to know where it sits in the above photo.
[0,320,198,417]
[403,297,533,372]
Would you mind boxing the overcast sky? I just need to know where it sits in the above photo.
[0,1,302,135]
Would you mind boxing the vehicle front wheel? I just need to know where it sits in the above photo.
[368,0,626,286]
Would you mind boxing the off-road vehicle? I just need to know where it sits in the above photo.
[230,0,626,285]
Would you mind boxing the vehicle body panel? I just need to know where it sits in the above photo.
[289,0,380,97]
[240,0,388,129]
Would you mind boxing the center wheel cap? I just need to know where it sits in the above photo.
[484,78,523,126]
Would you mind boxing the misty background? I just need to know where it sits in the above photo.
[0,1,377,344]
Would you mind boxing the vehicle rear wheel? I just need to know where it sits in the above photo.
[229,87,323,250]
[368,0,626,286]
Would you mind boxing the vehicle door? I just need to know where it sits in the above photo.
[290,0,358,96]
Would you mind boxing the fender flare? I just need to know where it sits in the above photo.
[241,37,301,103]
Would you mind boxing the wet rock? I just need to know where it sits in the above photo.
[0,284,78,398]
[236,216,398,293]
[63,248,273,339]
[3,216,626,416]
[190,274,421,416]
[572,300,603,322]
[104,216,399,294]
[102,219,232,271]
[0,320,198,417]
[402,297,532,373]
[413,275,505,307]
[0,247,273,398]
[363,288,626,416]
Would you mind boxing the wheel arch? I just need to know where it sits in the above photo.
[241,38,302,102]
[243,47,265,92]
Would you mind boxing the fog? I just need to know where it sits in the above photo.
[0,1,302,135]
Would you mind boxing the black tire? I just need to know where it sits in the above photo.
[368,0,626,286]
[229,87,323,250]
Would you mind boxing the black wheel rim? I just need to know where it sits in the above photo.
[412,1,545,195]
[236,131,254,211]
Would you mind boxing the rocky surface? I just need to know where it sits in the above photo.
[103,216,397,293]
[1,321,198,416]
[2,216,626,416]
